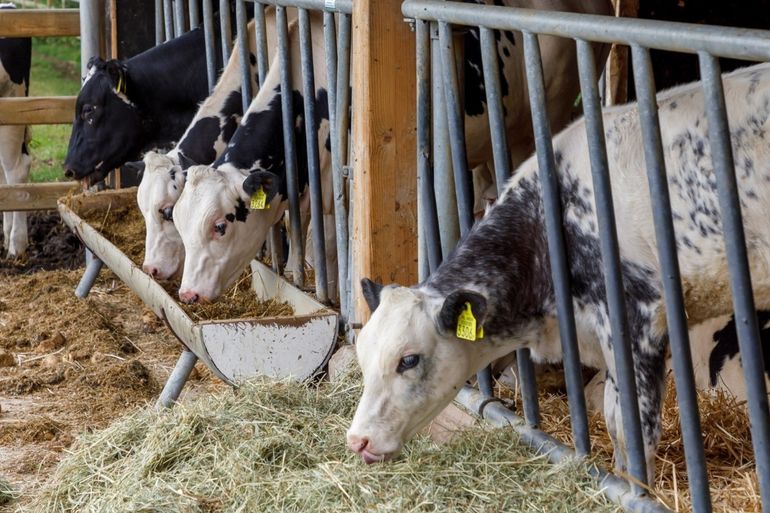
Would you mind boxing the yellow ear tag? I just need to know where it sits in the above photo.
[456,302,479,341]
[250,187,269,210]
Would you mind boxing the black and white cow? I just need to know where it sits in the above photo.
[348,62,770,484]
[173,10,334,304]
[0,3,31,258]
[63,26,223,185]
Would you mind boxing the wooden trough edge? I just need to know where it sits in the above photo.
[0,181,79,212]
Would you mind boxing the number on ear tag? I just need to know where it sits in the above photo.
[250,187,268,210]
[456,302,478,341]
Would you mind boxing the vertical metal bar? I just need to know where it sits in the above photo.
[417,19,441,275]
[156,350,198,408]
[219,0,233,64]
[173,0,185,37]
[79,0,100,78]
[254,2,269,87]
[699,51,770,509]
[628,44,712,513]
[155,0,164,45]
[437,22,474,236]
[188,0,200,29]
[163,0,174,41]
[202,0,217,91]
[277,5,305,287]
[430,23,459,258]
[236,0,252,112]
[523,30,648,489]
[335,13,352,316]
[298,8,329,303]
[75,250,104,298]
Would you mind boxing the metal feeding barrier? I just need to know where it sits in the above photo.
[73,0,354,404]
[402,1,770,512]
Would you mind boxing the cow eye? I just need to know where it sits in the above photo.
[397,354,420,373]
[214,222,227,236]
[81,104,96,124]
[159,207,173,222]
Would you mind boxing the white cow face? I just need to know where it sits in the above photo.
[136,151,186,279]
[173,165,283,303]
[347,280,492,464]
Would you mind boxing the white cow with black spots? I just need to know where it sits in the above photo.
[348,62,770,485]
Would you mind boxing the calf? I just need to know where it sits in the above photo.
[63,26,223,186]
[0,3,31,258]
[173,10,334,303]
[348,62,770,484]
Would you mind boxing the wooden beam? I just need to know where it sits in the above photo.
[0,9,80,37]
[351,0,418,323]
[0,182,80,212]
[0,96,76,125]
[605,0,639,106]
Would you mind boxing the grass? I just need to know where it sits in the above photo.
[0,477,17,506]
[26,36,81,183]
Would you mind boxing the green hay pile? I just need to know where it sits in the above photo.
[0,477,17,505]
[29,378,621,513]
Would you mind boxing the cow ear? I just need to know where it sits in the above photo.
[104,59,127,89]
[361,278,384,312]
[436,290,487,336]
[242,170,282,203]
[86,56,104,70]
[178,153,197,171]
[123,160,146,182]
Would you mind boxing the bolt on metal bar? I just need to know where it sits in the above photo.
[277,5,305,287]
[220,0,233,64]
[155,0,164,45]
[163,0,174,41]
[699,52,770,510]
[202,0,217,91]
[173,0,185,37]
[189,0,200,28]
[525,29,649,491]
[417,19,442,275]
[402,0,770,62]
[298,8,329,303]
[628,44,712,513]
[236,0,253,112]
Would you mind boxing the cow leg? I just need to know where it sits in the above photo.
[285,190,311,280]
[0,168,9,254]
[0,126,30,258]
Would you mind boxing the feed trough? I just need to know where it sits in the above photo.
[58,189,338,405]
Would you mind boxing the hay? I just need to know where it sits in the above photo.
[31,377,621,513]
[0,477,17,506]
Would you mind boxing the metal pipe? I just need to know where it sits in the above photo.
[79,0,100,78]
[189,0,200,28]
[202,0,217,91]
[334,13,352,314]
[454,386,673,513]
[75,249,104,299]
[299,8,329,302]
[156,350,199,408]
[401,0,770,62]
[219,0,233,64]
[155,0,164,45]
[163,0,174,41]
[173,0,185,37]
[628,44,712,513]
[417,19,441,275]
[277,5,305,287]
[699,52,770,509]
[523,29,648,490]
[236,0,253,112]
[260,0,353,13]
[254,2,270,86]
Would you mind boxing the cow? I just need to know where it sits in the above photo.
[173,10,335,304]
[347,62,770,485]
[0,3,31,259]
[63,25,223,186]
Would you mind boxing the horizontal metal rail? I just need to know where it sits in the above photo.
[249,0,352,15]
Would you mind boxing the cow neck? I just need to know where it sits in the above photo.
[424,174,551,338]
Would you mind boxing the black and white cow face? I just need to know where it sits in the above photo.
[173,166,284,303]
[347,281,493,464]
[64,58,145,185]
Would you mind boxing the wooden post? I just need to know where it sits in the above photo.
[605,0,639,105]
[351,0,418,323]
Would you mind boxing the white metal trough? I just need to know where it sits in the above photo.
[58,189,338,405]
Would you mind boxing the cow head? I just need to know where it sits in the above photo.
[347,280,496,464]
[174,165,284,303]
[64,57,145,185]
[136,151,194,280]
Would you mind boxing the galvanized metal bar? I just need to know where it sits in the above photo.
[189,0,200,28]
[219,0,233,64]
[173,0,185,37]
[455,386,673,513]
[334,12,352,315]
[402,0,770,62]
[417,19,441,275]
[79,0,100,77]
[254,2,270,86]
[298,8,329,303]
[156,350,199,408]
[236,0,253,112]
[628,44,712,513]
[699,52,770,509]
[75,249,104,299]
[155,0,164,45]
[163,0,174,41]
[202,0,217,91]
[437,21,473,236]
[261,0,353,14]
[277,5,305,287]
[522,29,648,490]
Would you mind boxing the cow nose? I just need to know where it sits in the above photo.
[179,290,200,304]
[143,264,159,278]
[347,434,369,454]
[64,168,75,179]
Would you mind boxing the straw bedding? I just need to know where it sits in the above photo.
[29,377,621,513]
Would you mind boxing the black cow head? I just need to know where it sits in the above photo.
[64,57,146,185]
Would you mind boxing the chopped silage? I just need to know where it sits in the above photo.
[30,378,621,513]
